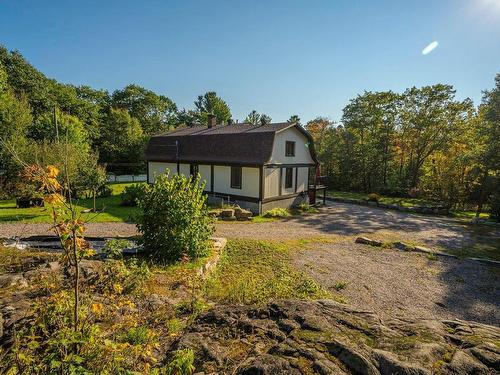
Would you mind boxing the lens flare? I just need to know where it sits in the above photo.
[422,41,439,55]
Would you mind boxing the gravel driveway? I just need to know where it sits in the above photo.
[1,202,499,325]
[292,238,500,325]
[1,203,499,251]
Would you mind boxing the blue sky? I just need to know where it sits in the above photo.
[1,0,499,123]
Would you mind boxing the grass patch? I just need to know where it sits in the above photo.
[0,182,142,223]
[263,208,291,218]
[204,239,329,304]
[328,190,490,218]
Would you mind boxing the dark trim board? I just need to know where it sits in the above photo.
[259,166,264,200]
[262,192,306,204]
[294,166,298,193]
[208,191,260,203]
[147,159,261,168]
[264,163,316,168]
[148,160,315,169]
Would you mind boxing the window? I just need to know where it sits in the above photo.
[285,167,293,189]
[190,164,199,176]
[231,166,242,189]
[285,141,295,157]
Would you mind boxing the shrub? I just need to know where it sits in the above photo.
[94,259,151,295]
[297,203,319,214]
[102,239,132,259]
[165,349,195,375]
[263,208,291,218]
[120,183,144,206]
[367,193,381,202]
[122,326,155,346]
[136,173,214,263]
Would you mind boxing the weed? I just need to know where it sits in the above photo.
[332,281,348,291]
[166,318,185,335]
[122,326,154,345]
[263,208,291,218]
[427,253,438,261]
[334,295,349,304]
[165,349,196,375]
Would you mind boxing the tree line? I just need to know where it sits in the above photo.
[0,46,237,197]
[306,77,500,217]
[1,45,498,217]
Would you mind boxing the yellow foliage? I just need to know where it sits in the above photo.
[46,165,60,178]
[44,193,65,205]
[113,283,124,294]
[91,303,104,315]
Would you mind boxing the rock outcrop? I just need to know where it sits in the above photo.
[173,299,500,374]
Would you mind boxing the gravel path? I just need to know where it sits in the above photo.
[1,203,498,251]
[292,239,500,325]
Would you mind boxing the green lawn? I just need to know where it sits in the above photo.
[0,183,141,223]
[204,239,329,304]
[327,190,489,219]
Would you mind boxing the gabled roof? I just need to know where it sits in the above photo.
[146,122,318,165]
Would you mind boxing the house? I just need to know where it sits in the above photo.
[145,116,321,214]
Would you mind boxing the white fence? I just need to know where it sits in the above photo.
[107,174,147,183]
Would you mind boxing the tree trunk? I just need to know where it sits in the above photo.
[93,190,96,212]
[72,230,79,331]
[475,169,489,217]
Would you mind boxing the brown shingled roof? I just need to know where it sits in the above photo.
[146,122,318,165]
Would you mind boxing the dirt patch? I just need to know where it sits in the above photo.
[292,239,500,326]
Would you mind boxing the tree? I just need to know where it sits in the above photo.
[341,91,400,191]
[112,84,177,134]
[76,159,107,211]
[0,62,33,192]
[245,110,260,125]
[98,108,145,168]
[260,114,272,125]
[0,46,53,117]
[475,73,500,219]
[399,85,473,189]
[288,115,300,125]
[194,91,231,125]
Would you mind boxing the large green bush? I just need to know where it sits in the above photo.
[136,172,214,262]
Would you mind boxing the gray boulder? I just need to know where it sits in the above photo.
[237,354,301,375]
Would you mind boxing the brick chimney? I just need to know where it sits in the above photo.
[207,114,217,128]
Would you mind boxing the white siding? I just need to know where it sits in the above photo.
[179,163,190,176]
[213,166,259,198]
[148,162,211,191]
[198,165,211,191]
[148,162,177,183]
[264,167,280,198]
[264,166,310,199]
[297,167,309,192]
[268,127,314,165]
